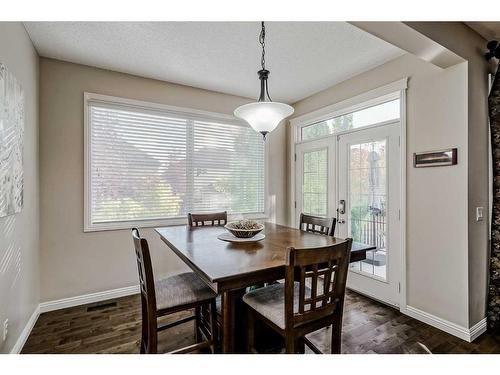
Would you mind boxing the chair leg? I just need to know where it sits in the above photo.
[140,320,147,354]
[210,300,219,353]
[246,309,255,353]
[285,333,299,354]
[195,306,202,343]
[140,297,151,354]
[331,322,342,354]
[298,337,305,354]
[140,340,145,354]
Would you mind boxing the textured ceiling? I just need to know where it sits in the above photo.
[24,22,404,103]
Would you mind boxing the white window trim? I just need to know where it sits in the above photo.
[84,92,269,232]
[290,78,408,142]
[288,77,408,311]
[288,78,408,223]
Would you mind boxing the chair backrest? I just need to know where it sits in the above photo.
[299,213,336,237]
[284,238,352,329]
[132,228,156,313]
[188,211,228,227]
[132,228,158,352]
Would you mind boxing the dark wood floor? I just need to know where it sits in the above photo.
[22,290,500,354]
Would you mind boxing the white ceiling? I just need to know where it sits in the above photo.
[24,22,404,103]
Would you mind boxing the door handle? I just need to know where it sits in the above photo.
[337,199,346,224]
[338,199,345,214]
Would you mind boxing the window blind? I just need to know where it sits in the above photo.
[88,100,265,227]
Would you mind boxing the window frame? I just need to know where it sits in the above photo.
[288,78,408,227]
[296,91,402,143]
[84,92,268,232]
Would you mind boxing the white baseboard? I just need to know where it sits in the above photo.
[402,305,487,342]
[10,306,40,354]
[9,285,140,354]
[469,317,488,342]
[39,285,140,313]
[9,285,489,353]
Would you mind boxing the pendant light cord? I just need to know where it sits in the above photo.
[259,21,266,70]
[258,21,272,101]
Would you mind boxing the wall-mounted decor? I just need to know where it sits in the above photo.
[413,148,457,168]
[0,62,24,218]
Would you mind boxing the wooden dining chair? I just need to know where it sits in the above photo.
[243,238,353,354]
[188,211,227,227]
[132,228,219,354]
[187,211,227,346]
[299,213,336,237]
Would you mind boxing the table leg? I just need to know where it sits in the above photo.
[221,288,246,353]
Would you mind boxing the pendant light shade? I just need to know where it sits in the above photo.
[234,101,294,136]
[234,22,294,139]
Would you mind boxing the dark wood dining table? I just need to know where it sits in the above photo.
[155,222,376,353]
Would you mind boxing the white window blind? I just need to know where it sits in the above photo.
[86,97,265,230]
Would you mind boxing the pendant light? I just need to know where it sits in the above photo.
[234,22,294,140]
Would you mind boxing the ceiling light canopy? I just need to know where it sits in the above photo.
[234,22,294,140]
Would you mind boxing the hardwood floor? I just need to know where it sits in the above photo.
[22,290,500,354]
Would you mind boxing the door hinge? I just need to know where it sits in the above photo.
[398,209,401,220]
[398,136,401,147]
[398,282,401,293]
[294,153,297,162]
[294,201,297,209]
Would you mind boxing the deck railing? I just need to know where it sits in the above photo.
[358,207,386,250]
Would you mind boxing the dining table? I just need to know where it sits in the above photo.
[155,221,376,353]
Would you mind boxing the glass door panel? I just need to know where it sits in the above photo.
[295,137,335,226]
[348,139,387,280]
[302,148,328,216]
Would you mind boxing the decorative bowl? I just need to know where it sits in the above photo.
[224,220,264,238]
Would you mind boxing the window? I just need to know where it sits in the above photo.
[301,98,400,141]
[84,94,265,231]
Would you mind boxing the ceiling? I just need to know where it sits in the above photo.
[466,22,500,41]
[24,22,404,103]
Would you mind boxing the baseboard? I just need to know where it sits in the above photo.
[402,305,487,342]
[10,306,40,354]
[10,286,489,353]
[9,285,140,353]
[39,285,140,313]
[469,317,488,342]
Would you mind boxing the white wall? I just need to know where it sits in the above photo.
[288,53,470,328]
[39,58,288,302]
[0,23,40,353]
[405,22,490,328]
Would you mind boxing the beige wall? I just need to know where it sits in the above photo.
[289,53,470,327]
[405,22,490,328]
[39,58,287,302]
[0,23,39,353]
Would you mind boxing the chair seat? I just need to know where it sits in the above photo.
[242,282,311,329]
[155,272,216,311]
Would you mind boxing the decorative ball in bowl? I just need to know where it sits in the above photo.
[224,220,264,238]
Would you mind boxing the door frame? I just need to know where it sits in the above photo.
[289,78,407,310]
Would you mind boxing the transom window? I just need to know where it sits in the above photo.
[301,98,400,141]
[84,94,265,231]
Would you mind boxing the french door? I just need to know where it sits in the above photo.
[295,122,401,307]
[337,122,401,306]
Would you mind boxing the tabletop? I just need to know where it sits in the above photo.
[155,222,375,290]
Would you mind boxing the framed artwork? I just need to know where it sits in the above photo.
[0,62,24,218]
[413,148,457,168]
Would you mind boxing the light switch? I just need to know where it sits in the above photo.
[476,207,484,222]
